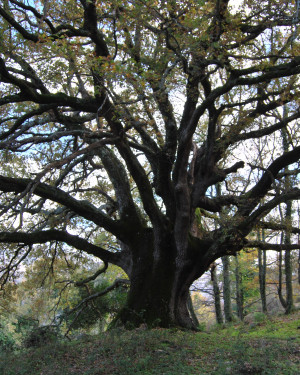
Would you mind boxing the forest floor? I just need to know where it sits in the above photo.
[1,310,299,375]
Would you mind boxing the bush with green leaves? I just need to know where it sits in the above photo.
[23,325,61,348]
[0,326,16,351]
[13,315,39,337]
[61,279,128,332]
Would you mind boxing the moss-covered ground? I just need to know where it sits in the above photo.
[1,311,299,375]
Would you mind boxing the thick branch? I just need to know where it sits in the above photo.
[0,175,125,240]
[192,161,245,209]
[74,262,108,286]
[0,230,119,265]
[0,105,57,141]
[257,221,300,235]
[235,56,300,86]
[245,241,300,251]
[67,278,130,315]
[233,111,300,144]
[196,194,242,212]
[0,6,39,42]
[243,188,300,227]
[103,105,165,227]
[97,146,141,225]
[239,146,300,216]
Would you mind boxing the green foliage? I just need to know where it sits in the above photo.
[253,312,267,324]
[61,278,127,331]
[13,315,39,336]
[0,259,128,347]
[197,322,207,332]
[0,322,16,352]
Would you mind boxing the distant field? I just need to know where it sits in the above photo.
[1,311,299,375]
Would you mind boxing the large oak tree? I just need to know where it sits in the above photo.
[0,0,300,329]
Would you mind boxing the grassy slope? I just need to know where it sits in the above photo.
[1,311,299,375]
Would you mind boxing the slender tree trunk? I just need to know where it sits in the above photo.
[285,251,294,314]
[210,263,223,324]
[298,249,300,285]
[235,254,244,321]
[222,256,233,322]
[278,245,287,309]
[258,249,267,313]
[284,201,294,314]
[298,209,300,285]
[281,123,294,314]
[257,229,267,313]
[187,292,200,328]
[216,184,233,323]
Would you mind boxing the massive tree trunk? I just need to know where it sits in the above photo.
[115,229,213,329]
[121,275,192,328]
[119,260,196,328]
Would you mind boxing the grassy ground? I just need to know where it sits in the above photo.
[0,311,299,375]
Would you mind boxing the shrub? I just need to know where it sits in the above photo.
[0,328,16,351]
[23,325,60,348]
[253,312,267,324]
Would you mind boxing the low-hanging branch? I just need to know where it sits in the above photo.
[74,262,109,287]
[70,278,130,315]
[0,175,125,239]
[0,230,119,265]
[63,277,130,336]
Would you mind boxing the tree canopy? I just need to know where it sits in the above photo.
[0,0,300,329]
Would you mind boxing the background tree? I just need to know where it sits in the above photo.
[234,254,244,320]
[280,117,294,314]
[257,229,268,313]
[222,256,234,322]
[0,0,300,329]
[210,262,223,324]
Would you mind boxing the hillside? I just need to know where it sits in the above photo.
[1,312,299,375]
